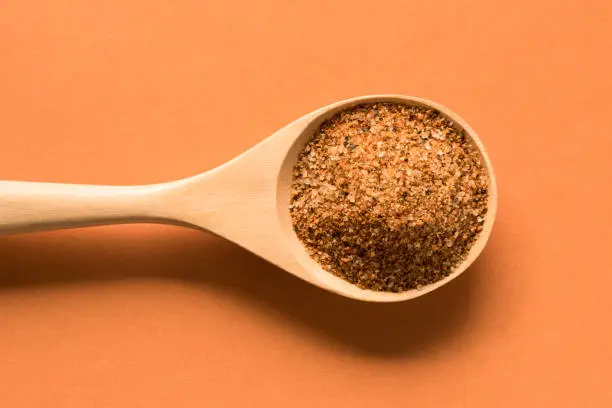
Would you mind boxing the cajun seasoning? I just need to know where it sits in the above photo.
[289,102,489,292]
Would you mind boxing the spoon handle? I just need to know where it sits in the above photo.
[0,181,170,235]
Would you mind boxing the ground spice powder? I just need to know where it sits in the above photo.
[289,102,489,292]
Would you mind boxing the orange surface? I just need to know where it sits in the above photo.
[1,1,611,406]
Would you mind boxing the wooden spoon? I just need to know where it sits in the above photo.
[0,95,497,302]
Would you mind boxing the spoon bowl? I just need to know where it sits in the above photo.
[0,95,497,302]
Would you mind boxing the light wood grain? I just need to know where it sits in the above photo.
[0,95,497,302]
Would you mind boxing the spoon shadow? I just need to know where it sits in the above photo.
[0,225,493,357]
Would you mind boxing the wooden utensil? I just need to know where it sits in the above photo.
[0,95,497,302]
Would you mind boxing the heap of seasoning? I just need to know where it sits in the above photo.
[289,102,489,292]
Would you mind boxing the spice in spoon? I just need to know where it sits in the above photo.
[289,102,489,292]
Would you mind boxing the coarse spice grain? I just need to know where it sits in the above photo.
[289,102,489,292]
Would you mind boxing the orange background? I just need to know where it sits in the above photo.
[1,1,611,406]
